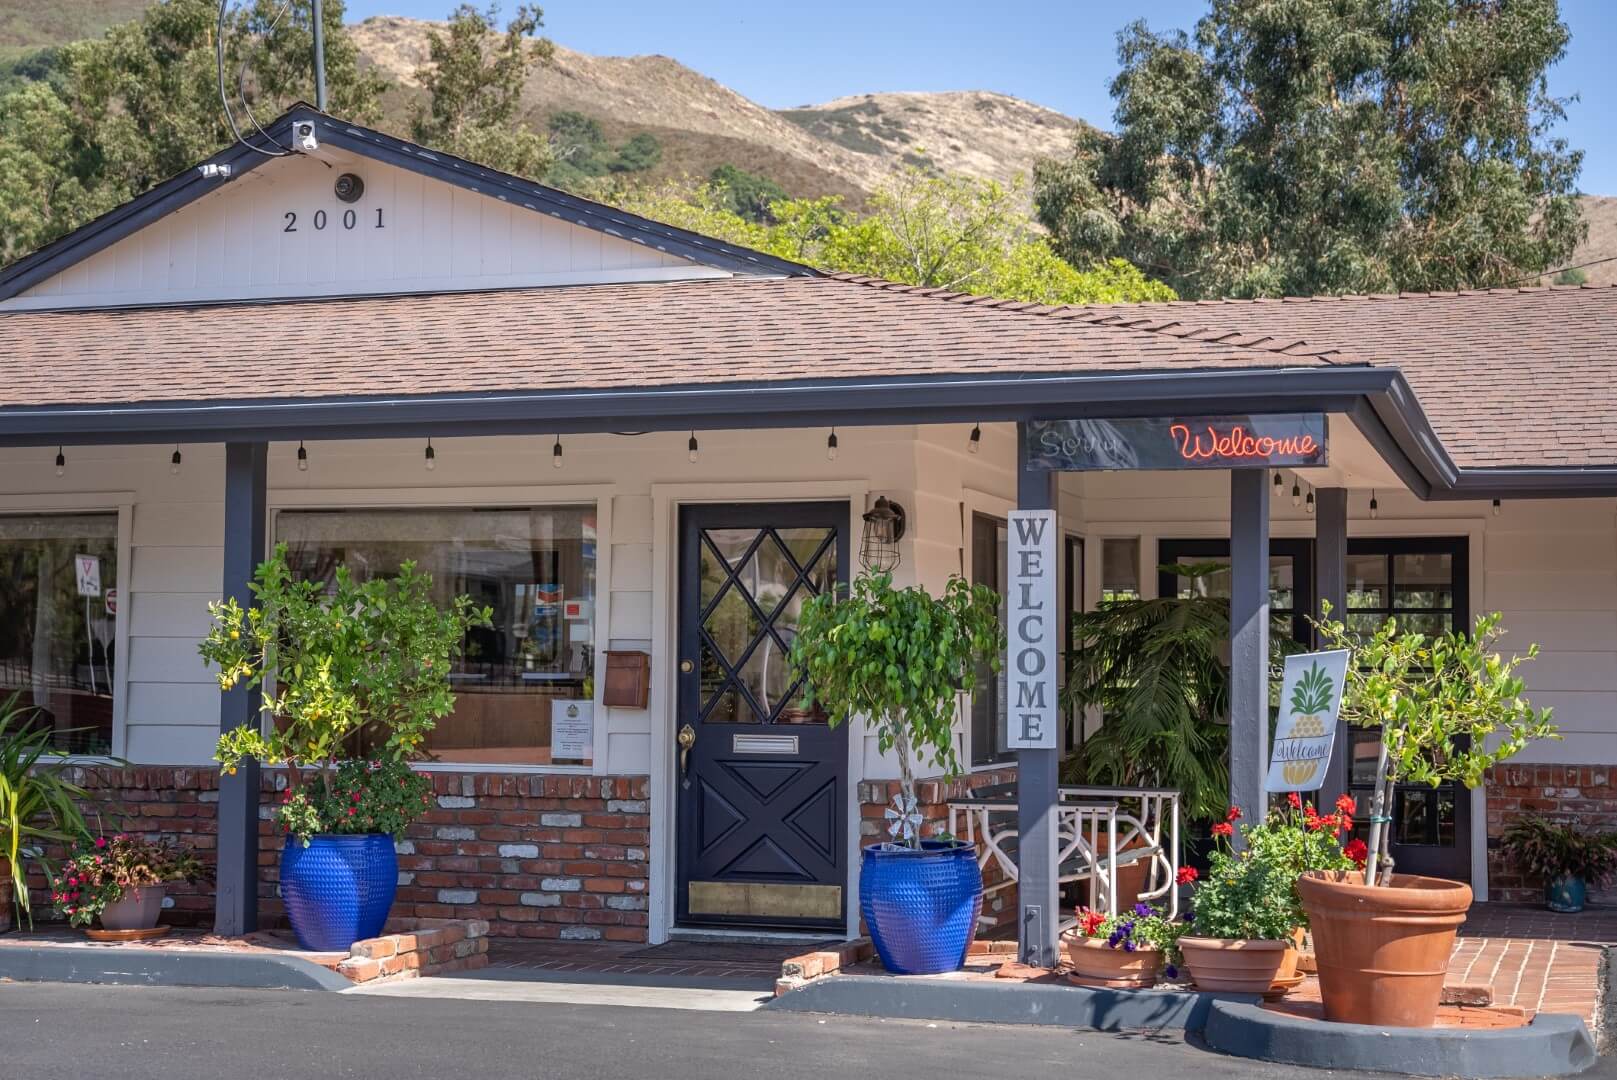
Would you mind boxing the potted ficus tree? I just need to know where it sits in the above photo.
[790,572,1001,975]
[201,546,490,951]
[1303,608,1557,1027]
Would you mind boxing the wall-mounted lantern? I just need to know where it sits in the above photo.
[860,496,907,573]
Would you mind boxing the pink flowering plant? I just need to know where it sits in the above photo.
[50,834,206,928]
[275,759,431,845]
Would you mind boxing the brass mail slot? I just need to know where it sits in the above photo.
[732,733,798,755]
[688,881,842,920]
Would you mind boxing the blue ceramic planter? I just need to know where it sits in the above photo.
[860,839,983,975]
[1547,874,1586,913]
[280,833,398,951]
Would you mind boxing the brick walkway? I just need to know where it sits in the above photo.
[1450,902,1615,1026]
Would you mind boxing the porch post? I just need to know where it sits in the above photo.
[1228,469,1270,828]
[215,441,266,936]
[1314,487,1350,805]
[1015,423,1060,967]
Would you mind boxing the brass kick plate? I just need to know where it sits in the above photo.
[688,881,842,920]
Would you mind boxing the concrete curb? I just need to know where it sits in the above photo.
[1600,945,1614,1056]
[1202,1000,1598,1078]
[0,943,352,991]
[763,973,1249,1032]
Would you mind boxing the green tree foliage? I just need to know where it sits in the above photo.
[610,131,661,173]
[789,573,1002,844]
[411,3,553,180]
[0,0,384,264]
[609,168,1176,304]
[1033,1,1586,298]
[543,110,661,190]
[710,163,788,223]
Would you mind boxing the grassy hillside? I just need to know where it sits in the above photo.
[0,0,147,54]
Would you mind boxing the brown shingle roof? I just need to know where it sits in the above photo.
[1059,286,1617,469]
[0,275,1332,408]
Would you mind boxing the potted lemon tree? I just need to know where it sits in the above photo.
[1303,609,1556,1027]
[790,572,1000,975]
[201,546,489,950]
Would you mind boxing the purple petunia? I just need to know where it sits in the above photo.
[1164,964,1178,979]
[1122,940,1136,952]
[1133,902,1155,918]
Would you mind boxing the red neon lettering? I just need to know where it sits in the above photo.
[1169,423,1318,463]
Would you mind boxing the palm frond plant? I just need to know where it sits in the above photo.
[0,693,91,928]
[1060,563,1290,822]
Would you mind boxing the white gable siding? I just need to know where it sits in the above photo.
[4,150,719,311]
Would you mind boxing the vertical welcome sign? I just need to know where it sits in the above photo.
[1006,509,1058,750]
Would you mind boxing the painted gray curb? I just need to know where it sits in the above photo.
[1600,945,1614,1056]
[0,944,351,991]
[764,974,1250,1032]
[1203,999,1598,1078]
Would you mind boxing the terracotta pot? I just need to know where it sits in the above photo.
[1177,935,1291,993]
[97,885,166,932]
[1061,933,1164,988]
[1298,869,1471,1028]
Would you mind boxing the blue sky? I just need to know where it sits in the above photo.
[344,0,1617,193]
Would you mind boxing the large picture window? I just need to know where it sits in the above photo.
[0,514,118,755]
[276,507,597,767]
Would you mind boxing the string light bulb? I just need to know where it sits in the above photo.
[1305,489,1315,515]
[1492,498,1502,517]
[1272,470,1282,497]
[826,428,839,461]
[551,436,564,469]
[968,423,981,455]
[170,445,182,475]
[54,446,65,477]
[424,438,436,471]
[1369,490,1379,519]
[297,441,309,472]
[687,431,700,464]
[1291,479,1301,507]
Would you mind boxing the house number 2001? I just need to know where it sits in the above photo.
[282,208,385,232]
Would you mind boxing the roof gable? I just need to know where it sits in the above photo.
[0,105,813,309]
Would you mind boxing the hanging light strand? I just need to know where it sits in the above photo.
[170,445,182,475]
[1369,489,1379,519]
[54,446,65,477]
[552,435,564,469]
[424,438,436,471]
[967,423,982,455]
[297,440,309,472]
[826,427,839,461]
[687,431,700,464]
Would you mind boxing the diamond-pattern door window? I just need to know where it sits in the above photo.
[698,527,836,724]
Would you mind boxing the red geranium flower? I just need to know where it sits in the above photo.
[1211,822,1234,838]
[1078,908,1106,936]
[1176,866,1199,885]
[1286,791,1302,810]
[1336,793,1357,817]
[1225,806,1242,822]
[1344,838,1369,867]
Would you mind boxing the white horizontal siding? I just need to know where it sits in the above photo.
[6,151,717,311]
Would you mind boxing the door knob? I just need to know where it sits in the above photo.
[680,659,694,673]
[677,723,696,784]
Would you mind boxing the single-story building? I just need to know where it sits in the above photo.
[1,105,1612,960]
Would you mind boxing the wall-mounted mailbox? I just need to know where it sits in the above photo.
[602,650,651,709]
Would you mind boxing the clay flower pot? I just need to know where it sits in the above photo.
[97,885,166,932]
[1298,869,1471,1028]
[1177,935,1290,993]
[1062,933,1164,988]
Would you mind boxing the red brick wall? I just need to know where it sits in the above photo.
[34,766,651,942]
[1485,764,1617,904]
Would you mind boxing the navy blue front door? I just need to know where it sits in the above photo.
[675,503,849,929]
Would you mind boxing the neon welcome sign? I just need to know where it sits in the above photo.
[1026,414,1327,472]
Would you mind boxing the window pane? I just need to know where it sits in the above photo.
[277,507,597,766]
[1349,729,1382,786]
[1102,538,1140,602]
[1394,553,1454,610]
[0,514,118,755]
[1346,554,1387,610]
[1172,557,1229,600]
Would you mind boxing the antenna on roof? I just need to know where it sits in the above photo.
[311,0,328,111]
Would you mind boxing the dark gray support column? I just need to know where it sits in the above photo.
[1314,487,1350,806]
[1016,423,1060,967]
[1229,469,1271,829]
[215,442,266,936]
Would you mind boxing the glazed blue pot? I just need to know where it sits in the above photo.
[1547,874,1586,913]
[280,833,398,951]
[860,839,983,975]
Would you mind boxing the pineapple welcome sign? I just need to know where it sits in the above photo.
[1266,649,1350,792]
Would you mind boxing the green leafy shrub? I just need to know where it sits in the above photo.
[1314,607,1557,884]
[200,545,490,845]
[1193,797,1359,939]
[1499,815,1617,887]
[0,693,88,926]
[789,573,1000,847]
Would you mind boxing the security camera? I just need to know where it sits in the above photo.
[334,173,365,203]
[292,120,319,153]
